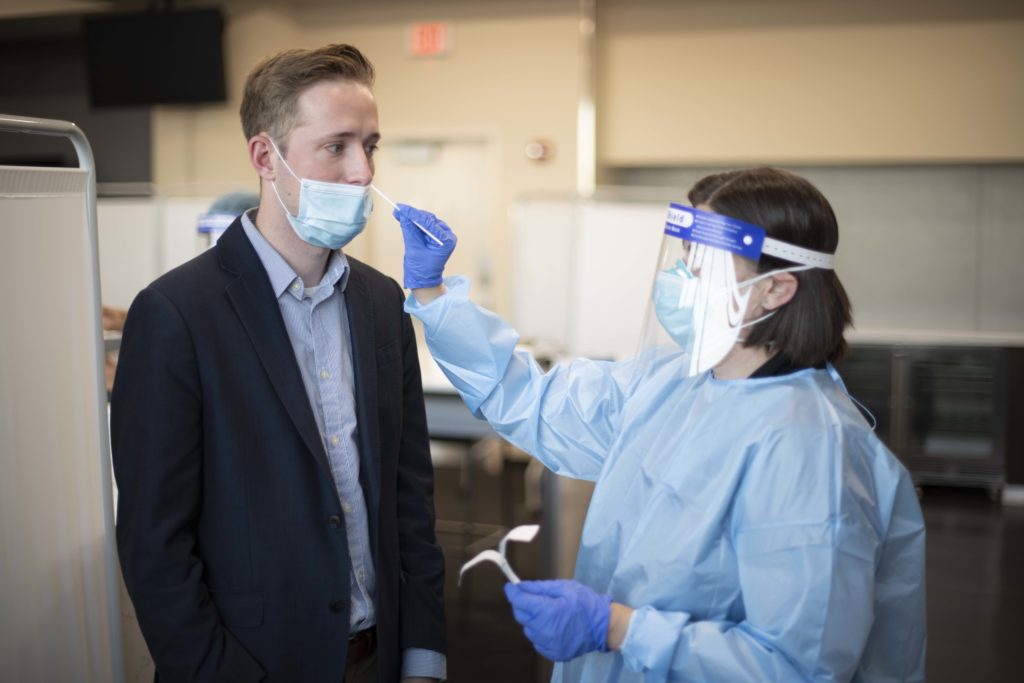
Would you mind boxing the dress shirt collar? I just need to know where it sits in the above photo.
[241,209,350,298]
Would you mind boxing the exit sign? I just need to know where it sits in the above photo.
[408,21,452,57]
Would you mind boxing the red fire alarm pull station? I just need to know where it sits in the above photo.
[408,22,451,57]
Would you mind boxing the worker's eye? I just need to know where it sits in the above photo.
[366,143,380,158]
[325,143,344,154]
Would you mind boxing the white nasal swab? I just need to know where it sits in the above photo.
[370,184,444,246]
[458,524,539,587]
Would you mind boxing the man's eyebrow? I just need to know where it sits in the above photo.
[317,131,381,143]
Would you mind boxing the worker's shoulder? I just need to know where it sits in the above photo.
[775,372,901,475]
[753,371,876,450]
[750,370,836,423]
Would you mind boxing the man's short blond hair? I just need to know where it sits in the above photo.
[240,43,375,153]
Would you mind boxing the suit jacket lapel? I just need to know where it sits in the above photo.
[218,222,332,477]
[345,267,381,537]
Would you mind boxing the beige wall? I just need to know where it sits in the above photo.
[152,0,583,315]
[598,0,1024,166]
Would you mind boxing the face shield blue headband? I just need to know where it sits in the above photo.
[268,138,373,250]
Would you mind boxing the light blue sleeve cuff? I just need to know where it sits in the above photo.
[404,275,519,415]
[620,605,691,676]
[401,648,446,680]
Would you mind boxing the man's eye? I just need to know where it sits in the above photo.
[366,144,380,157]
[326,144,343,154]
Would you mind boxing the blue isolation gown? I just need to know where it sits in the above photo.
[407,277,926,683]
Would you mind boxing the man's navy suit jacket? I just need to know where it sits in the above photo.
[111,219,446,682]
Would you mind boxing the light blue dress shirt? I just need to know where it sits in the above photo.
[242,213,445,680]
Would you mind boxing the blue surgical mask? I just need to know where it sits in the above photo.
[268,138,373,249]
[653,259,696,348]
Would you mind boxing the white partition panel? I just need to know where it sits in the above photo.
[511,200,576,350]
[571,202,667,359]
[512,199,671,360]
[158,196,218,274]
[96,199,162,310]
[0,162,122,678]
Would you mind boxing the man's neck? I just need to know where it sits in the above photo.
[253,197,331,286]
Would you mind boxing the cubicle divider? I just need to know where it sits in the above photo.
[0,115,124,681]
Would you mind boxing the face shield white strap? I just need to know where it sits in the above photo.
[762,238,834,270]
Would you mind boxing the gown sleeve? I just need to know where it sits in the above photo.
[619,423,893,682]
[405,276,635,481]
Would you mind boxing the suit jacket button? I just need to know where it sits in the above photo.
[329,599,345,614]
[328,515,342,528]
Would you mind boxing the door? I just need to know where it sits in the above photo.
[354,136,500,310]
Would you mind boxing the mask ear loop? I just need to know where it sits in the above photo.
[267,137,302,220]
[732,264,811,343]
[267,137,300,182]
[687,240,705,279]
[684,243,707,309]
[827,364,879,431]
[739,264,813,289]
[688,245,718,374]
[735,264,815,322]
[723,253,754,329]
[269,176,299,221]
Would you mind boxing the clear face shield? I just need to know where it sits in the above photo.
[637,203,835,378]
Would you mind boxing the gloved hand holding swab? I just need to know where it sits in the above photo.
[370,184,444,245]
[389,199,458,290]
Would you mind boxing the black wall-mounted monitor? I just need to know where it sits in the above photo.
[83,8,226,107]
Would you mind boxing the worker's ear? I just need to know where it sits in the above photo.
[761,271,798,311]
[248,134,277,181]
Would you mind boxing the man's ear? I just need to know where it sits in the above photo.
[248,135,276,181]
[762,271,798,311]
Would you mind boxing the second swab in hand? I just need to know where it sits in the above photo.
[370,184,444,246]
[458,525,540,586]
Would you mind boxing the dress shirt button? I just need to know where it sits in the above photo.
[342,502,352,513]
[291,282,300,291]
[330,435,340,446]
[320,369,330,379]
[328,515,341,529]
[329,599,345,614]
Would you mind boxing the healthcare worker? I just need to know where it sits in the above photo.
[393,167,926,682]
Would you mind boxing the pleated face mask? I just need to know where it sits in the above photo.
[268,138,373,250]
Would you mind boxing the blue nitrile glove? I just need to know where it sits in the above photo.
[503,579,612,662]
[394,203,457,289]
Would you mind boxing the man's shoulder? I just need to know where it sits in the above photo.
[346,254,402,296]
[134,246,228,319]
[145,248,223,304]
[146,218,253,297]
